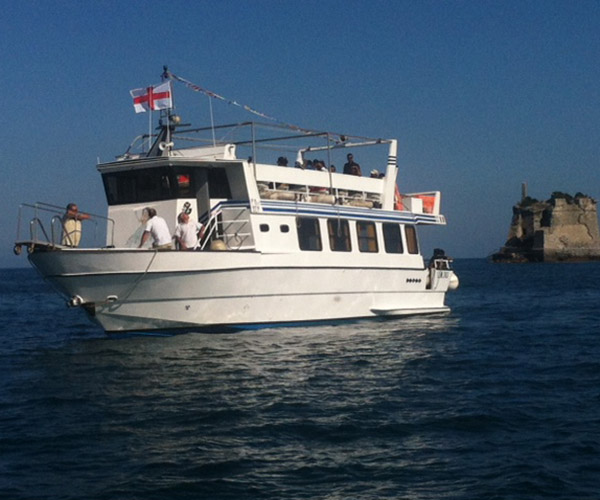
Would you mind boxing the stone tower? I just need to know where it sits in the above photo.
[493,192,600,262]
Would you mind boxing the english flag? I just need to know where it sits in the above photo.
[130,81,173,113]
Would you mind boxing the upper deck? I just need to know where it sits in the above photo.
[15,122,445,255]
[97,121,443,221]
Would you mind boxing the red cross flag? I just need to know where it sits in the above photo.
[130,81,173,113]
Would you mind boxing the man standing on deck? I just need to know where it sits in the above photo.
[174,212,204,250]
[138,207,173,249]
[343,153,362,176]
[62,203,91,247]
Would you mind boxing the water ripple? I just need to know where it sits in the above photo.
[1,263,599,499]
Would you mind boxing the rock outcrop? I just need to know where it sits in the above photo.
[492,192,600,262]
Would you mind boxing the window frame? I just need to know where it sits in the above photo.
[327,218,352,252]
[405,225,419,254]
[296,217,322,251]
[356,221,379,253]
[382,223,404,254]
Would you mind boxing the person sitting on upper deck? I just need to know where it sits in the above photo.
[62,202,91,247]
[370,169,381,178]
[277,156,288,166]
[350,164,362,176]
[138,207,172,249]
[314,160,328,172]
[174,212,204,250]
[343,153,362,176]
[309,161,330,193]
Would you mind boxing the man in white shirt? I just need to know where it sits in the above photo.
[174,212,204,250]
[138,207,173,249]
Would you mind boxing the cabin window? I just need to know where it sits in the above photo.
[103,175,129,205]
[101,166,231,205]
[280,225,290,233]
[383,223,403,254]
[327,219,351,252]
[176,173,193,197]
[260,224,269,232]
[405,225,419,254]
[296,217,322,251]
[357,221,378,253]
[172,167,200,198]
[139,170,169,201]
[102,167,175,205]
[207,168,232,198]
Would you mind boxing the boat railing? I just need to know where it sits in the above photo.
[199,208,221,250]
[28,217,52,245]
[120,120,395,175]
[199,205,254,251]
[258,182,382,209]
[15,202,115,250]
[50,215,74,247]
[220,207,254,250]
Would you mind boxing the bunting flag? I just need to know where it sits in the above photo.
[162,69,313,134]
[130,81,173,113]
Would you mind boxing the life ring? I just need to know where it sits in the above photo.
[394,185,403,210]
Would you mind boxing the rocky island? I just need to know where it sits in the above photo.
[492,186,600,262]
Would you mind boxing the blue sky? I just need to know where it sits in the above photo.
[2,0,599,267]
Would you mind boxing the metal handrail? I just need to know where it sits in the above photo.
[51,215,75,247]
[117,120,393,166]
[199,214,220,250]
[28,217,52,244]
[220,209,253,250]
[198,205,223,250]
[16,202,115,247]
[198,205,254,251]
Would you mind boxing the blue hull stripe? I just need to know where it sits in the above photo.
[210,200,443,225]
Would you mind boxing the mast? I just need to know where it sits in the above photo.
[382,139,398,210]
[146,66,179,157]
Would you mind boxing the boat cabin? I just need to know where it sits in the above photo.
[96,121,444,255]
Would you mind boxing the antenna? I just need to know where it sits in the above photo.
[162,65,174,146]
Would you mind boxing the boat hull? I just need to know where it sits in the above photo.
[29,248,452,333]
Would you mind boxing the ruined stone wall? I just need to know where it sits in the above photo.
[539,198,600,260]
[494,194,600,262]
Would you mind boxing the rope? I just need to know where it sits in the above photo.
[101,250,158,307]
[163,69,316,135]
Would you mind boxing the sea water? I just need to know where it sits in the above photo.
[0,260,599,499]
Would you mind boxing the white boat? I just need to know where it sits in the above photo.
[15,92,458,334]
